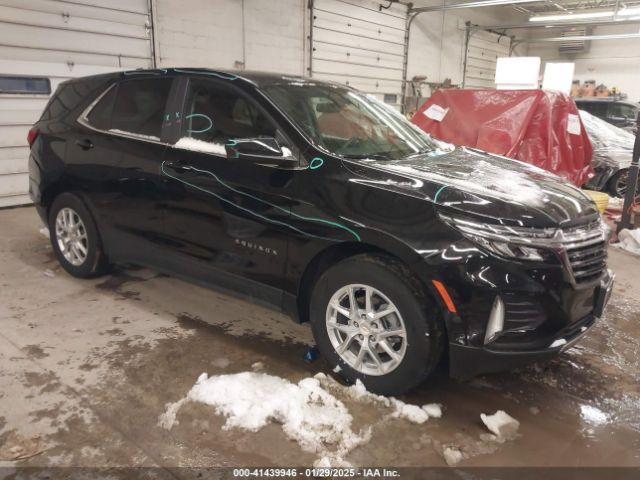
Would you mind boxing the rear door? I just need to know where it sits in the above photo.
[161,77,296,303]
[70,75,175,256]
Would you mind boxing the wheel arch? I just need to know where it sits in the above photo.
[295,233,448,326]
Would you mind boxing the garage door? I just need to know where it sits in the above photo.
[0,0,153,207]
[463,29,511,88]
[310,0,408,109]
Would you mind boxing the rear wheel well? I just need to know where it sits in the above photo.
[296,242,443,325]
[41,181,73,218]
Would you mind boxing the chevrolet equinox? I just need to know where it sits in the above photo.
[28,69,614,395]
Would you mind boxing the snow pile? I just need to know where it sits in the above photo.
[159,372,371,465]
[39,227,50,239]
[613,228,640,256]
[580,405,608,426]
[480,410,520,441]
[175,137,226,156]
[250,361,264,371]
[442,446,463,466]
[317,374,442,424]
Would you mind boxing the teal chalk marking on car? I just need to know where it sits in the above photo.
[160,160,360,242]
[225,139,240,158]
[185,113,213,133]
[309,157,324,170]
[433,185,447,203]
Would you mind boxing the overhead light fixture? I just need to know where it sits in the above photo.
[530,11,614,22]
[526,33,640,41]
[529,6,640,22]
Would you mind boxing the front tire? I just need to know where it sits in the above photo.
[309,254,445,396]
[48,193,111,278]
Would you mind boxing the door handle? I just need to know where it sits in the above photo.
[75,139,94,150]
[165,161,190,173]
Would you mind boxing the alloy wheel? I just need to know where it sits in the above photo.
[55,207,89,266]
[325,284,407,376]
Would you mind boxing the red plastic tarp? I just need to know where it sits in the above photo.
[411,89,594,186]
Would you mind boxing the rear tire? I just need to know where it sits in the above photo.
[48,193,111,278]
[607,169,635,198]
[309,254,445,396]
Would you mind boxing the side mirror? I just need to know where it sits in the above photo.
[225,137,298,168]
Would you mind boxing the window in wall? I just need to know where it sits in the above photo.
[0,76,50,95]
[110,78,172,139]
[177,78,277,156]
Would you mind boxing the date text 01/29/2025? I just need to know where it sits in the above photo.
[232,467,401,477]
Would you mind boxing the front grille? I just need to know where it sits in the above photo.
[561,221,608,285]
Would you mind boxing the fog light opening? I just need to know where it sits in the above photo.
[484,295,505,345]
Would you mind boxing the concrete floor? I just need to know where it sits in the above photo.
[1,205,639,471]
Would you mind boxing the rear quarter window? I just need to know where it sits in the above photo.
[40,76,114,121]
[86,86,117,131]
[109,77,173,139]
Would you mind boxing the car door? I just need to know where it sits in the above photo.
[160,76,297,304]
[72,75,176,259]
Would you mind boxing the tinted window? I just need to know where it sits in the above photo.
[609,103,637,120]
[42,77,112,121]
[110,78,172,139]
[87,86,117,130]
[576,101,607,117]
[263,84,449,160]
[180,78,277,152]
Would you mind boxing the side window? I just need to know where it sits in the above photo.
[87,86,117,130]
[179,78,277,153]
[110,78,172,139]
[609,103,636,119]
[591,103,608,117]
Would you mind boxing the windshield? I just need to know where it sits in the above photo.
[261,83,452,160]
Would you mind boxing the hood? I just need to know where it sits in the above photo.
[346,147,599,228]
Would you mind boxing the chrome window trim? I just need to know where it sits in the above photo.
[76,83,170,146]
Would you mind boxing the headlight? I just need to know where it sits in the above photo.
[439,213,556,262]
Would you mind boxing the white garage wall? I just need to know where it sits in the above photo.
[152,1,525,101]
[527,24,640,104]
[0,0,152,207]
[310,0,409,107]
[153,0,306,75]
[406,6,527,90]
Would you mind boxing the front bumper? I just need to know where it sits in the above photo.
[449,270,614,379]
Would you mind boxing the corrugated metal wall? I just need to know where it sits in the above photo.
[463,29,511,89]
[310,0,408,108]
[0,0,153,207]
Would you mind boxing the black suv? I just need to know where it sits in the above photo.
[28,69,614,395]
[575,97,639,134]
